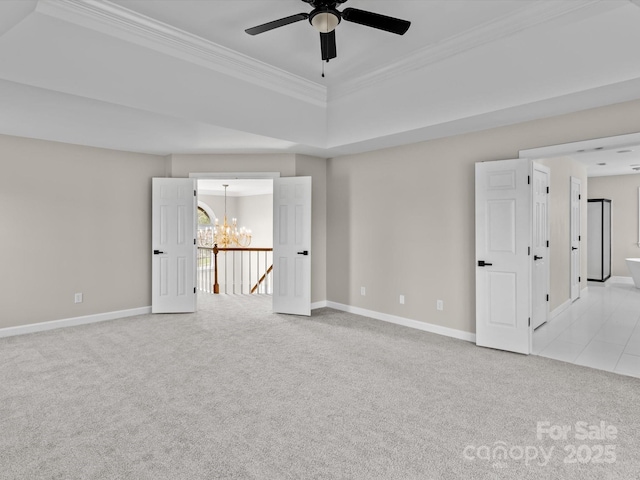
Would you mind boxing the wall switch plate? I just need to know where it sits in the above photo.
[74,293,83,304]
[437,300,444,311]
[361,287,366,296]
[399,295,405,305]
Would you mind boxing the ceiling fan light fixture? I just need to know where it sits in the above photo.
[310,10,340,32]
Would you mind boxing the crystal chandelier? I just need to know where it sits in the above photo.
[214,184,252,247]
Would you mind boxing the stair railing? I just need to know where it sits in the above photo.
[197,245,273,295]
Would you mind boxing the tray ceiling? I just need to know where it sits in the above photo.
[1,0,640,159]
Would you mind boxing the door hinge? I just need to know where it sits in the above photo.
[546,294,549,302]
[546,240,549,248]
[546,186,549,194]
[579,276,581,282]
[194,239,196,245]
[194,190,196,197]
[527,175,530,185]
[528,246,531,256]
[579,235,581,241]
[579,194,581,200]
[194,287,196,294]
[528,318,531,327]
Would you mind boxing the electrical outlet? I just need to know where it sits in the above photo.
[361,286,366,296]
[399,295,405,305]
[74,293,83,304]
[437,299,444,311]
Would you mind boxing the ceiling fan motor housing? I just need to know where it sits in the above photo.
[309,8,341,32]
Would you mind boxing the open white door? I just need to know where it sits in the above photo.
[570,177,581,302]
[531,163,550,329]
[476,159,531,354]
[152,178,197,313]
[273,176,311,316]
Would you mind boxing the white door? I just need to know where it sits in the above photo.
[273,177,312,316]
[152,178,197,313]
[570,177,581,302]
[476,159,531,354]
[532,164,550,329]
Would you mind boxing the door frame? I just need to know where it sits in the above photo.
[570,176,581,302]
[532,162,551,329]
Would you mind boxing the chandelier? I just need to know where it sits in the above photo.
[213,184,252,247]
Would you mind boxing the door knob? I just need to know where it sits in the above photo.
[297,250,309,256]
[477,260,493,267]
[534,255,543,260]
[153,250,165,255]
[571,247,578,251]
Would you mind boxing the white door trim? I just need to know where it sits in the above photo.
[189,172,281,179]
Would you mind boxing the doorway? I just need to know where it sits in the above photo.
[196,178,274,297]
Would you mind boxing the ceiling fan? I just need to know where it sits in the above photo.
[245,0,411,62]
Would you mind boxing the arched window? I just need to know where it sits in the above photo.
[198,206,211,226]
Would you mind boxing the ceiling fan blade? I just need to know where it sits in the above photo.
[320,31,337,61]
[341,8,411,35]
[245,13,309,35]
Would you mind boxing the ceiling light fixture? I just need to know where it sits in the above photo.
[213,185,252,248]
[310,9,340,32]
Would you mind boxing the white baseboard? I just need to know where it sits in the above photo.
[311,300,328,310]
[325,301,476,343]
[581,286,589,297]
[550,299,571,320]
[0,306,152,339]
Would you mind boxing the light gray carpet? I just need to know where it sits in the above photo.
[1,294,639,480]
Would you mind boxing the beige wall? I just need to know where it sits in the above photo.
[170,153,297,178]
[536,157,588,311]
[237,194,273,249]
[327,99,640,335]
[588,174,640,276]
[170,153,327,303]
[0,134,165,328]
[4,97,640,333]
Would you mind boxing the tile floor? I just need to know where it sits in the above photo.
[533,281,640,378]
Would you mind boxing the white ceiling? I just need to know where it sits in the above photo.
[198,178,273,197]
[521,132,640,177]
[2,0,640,166]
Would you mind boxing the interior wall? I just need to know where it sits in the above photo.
[237,194,274,249]
[536,156,588,311]
[0,134,165,329]
[588,174,640,277]
[327,99,640,335]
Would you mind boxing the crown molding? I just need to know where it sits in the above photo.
[35,0,327,106]
[329,0,604,101]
